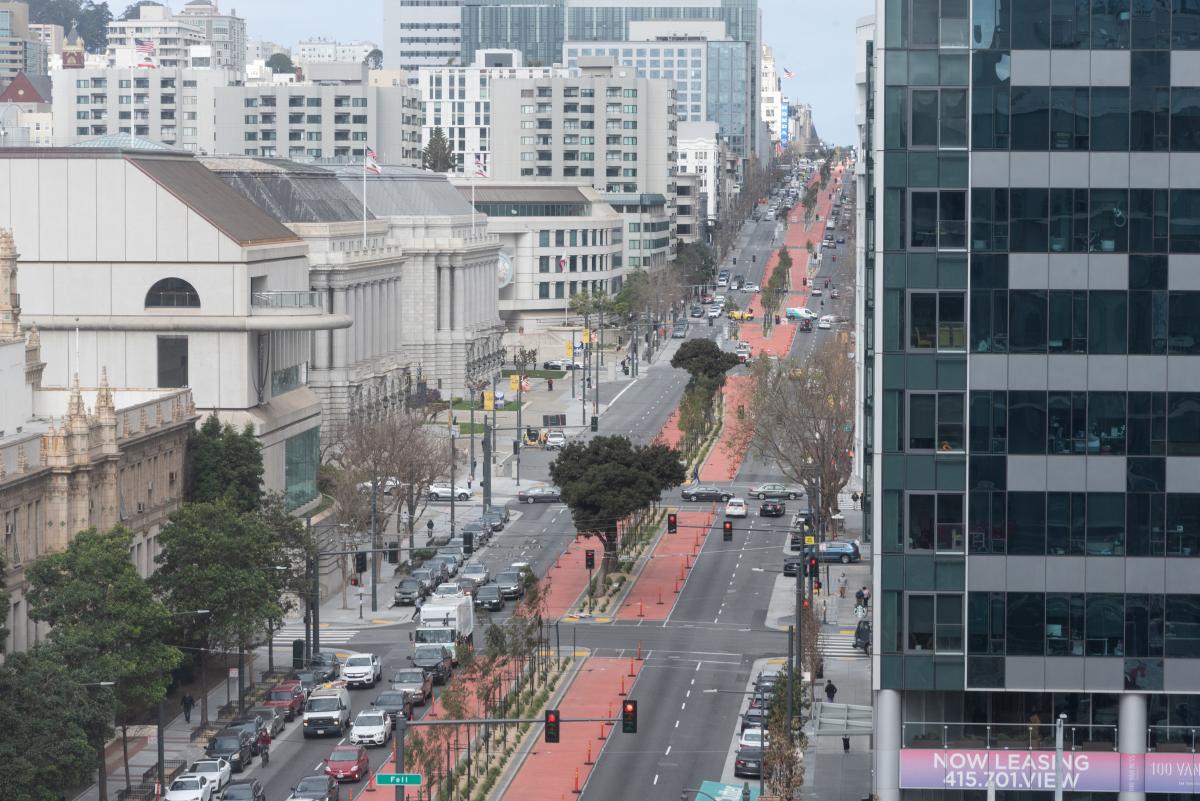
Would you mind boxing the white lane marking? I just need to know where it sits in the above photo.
[674,720,680,728]
[681,702,686,710]
[665,746,672,756]
[654,775,660,785]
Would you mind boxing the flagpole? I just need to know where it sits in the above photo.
[362,154,367,249]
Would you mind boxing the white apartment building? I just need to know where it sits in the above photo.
[760,44,782,143]
[246,38,289,63]
[676,120,722,224]
[214,67,422,166]
[417,49,570,178]
[106,4,205,69]
[0,147,350,510]
[453,180,623,340]
[489,57,677,270]
[177,0,245,73]
[51,65,236,150]
[674,171,701,244]
[384,0,462,75]
[297,38,378,65]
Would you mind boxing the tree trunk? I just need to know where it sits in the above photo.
[602,527,619,574]
[199,650,209,727]
[121,723,131,792]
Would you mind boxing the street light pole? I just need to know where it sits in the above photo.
[1054,713,1066,801]
[370,478,379,613]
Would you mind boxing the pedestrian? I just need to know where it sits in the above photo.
[181,693,195,723]
[842,736,851,753]
[837,572,848,598]
[691,464,700,482]
[854,587,865,607]
[862,587,871,608]
[825,681,838,703]
[547,377,554,391]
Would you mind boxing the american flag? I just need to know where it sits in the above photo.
[135,39,156,56]
[365,146,381,175]
[474,155,488,178]
[782,68,795,79]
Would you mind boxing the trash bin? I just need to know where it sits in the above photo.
[291,639,306,669]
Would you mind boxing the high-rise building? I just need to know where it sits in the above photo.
[106,4,206,69]
[488,56,677,270]
[0,1,46,84]
[866,3,1200,800]
[760,44,781,143]
[460,0,565,68]
[176,0,246,73]
[27,22,63,56]
[383,0,463,74]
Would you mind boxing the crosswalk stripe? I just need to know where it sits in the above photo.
[271,624,373,646]
[818,633,866,658]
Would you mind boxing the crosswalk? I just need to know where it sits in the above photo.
[818,632,866,659]
[271,623,374,649]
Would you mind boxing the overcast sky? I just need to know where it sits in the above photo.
[232,0,872,144]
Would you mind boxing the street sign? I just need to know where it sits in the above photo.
[582,328,591,344]
[565,341,574,357]
[510,374,519,393]
[377,774,423,786]
[804,535,816,545]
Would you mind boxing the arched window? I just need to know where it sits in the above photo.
[145,278,200,308]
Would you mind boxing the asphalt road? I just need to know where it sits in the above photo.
[578,197,858,801]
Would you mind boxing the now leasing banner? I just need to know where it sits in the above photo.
[902,750,1200,794]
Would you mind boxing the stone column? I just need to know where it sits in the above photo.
[875,688,901,801]
[452,263,465,333]
[313,286,331,371]
[1119,693,1147,801]
[332,287,349,370]
[438,264,449,332]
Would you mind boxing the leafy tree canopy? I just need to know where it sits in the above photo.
[670,338,740,387]
[266,52,295,74]
[549,436,684,547]
[675,242,717,287]
[0,645,104,801]
[187,412,264,513]
[364,48,383,69]
[27,0,113,52]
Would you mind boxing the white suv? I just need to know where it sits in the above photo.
[340,653,382,688]
[725,498,748,518]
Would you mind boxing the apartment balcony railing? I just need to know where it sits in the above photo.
[902,722,1118,752]
[251,290,323,310]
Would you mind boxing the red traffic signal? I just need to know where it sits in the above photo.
[622,700,638,733]
[807,556,818,570]
[667,513,678,534]
[722,520,733,542]
[545,709,560,743]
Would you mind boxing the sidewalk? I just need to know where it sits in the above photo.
[498,657,639,800]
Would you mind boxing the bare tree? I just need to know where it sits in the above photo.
[738,338,855,535]
[325,413,452,556]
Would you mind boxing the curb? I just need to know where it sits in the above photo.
[484,652,590,801]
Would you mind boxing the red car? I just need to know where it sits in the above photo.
[325,745,369,782]
[262,681,305,721]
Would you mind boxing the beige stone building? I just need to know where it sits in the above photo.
[0,228,197,655]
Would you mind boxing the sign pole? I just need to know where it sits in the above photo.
[395,717,406,801]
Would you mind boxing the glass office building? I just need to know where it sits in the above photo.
[868,1,1200,799]
[460,0,565,67]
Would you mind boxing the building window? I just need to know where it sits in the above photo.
[907,593,963,652]
[145,277,200,308]
[157,336,188,388]
[284,427,320,510]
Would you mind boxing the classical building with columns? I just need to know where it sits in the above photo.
[0,228,197,655]
[207,158,505,436]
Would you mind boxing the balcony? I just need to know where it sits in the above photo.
[251,290,323,311]
[902,722,1117,752]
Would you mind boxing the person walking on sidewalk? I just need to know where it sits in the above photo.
[181,693,195,723]
[837,572,848,598]
[825,681,838,703]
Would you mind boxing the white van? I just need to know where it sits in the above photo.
[302,685,351,738]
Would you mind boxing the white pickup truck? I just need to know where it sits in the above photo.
[340,652,382,688]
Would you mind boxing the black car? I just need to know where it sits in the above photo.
[307,651,340,680]
[495,570,525,599]
[394,578,426,606]
[224,716,267,755]
[734,746,763,778]
[480,507,510,531]
[460,519,490,546]
[288,774,340,801]
[410,644,453,685]
[222,778,266,801]
[854,620,872,654]
[370,690,413,722]
[680,485,733,502]
[205,730,254,773]
[759,500,786,517]
[476,584,505,611]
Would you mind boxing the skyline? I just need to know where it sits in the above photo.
[230,0,869,144]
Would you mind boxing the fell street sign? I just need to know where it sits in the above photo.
[377,774,422,786]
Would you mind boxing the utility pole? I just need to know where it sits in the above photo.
[482,419,493,512]
[370,478,379,613]
[449,414,457,540]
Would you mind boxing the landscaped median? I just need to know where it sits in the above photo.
[616,507,715,621]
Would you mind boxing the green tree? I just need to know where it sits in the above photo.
[674,241,717,288]
[266,52,295,75]
[422,126,457,172]
[26,526,182,801]
[187,412,264,513]
[549,436,684,570]
[670,337,740,389]
[154,502,283,725]
[27,0,113,52]
[0,645,105,801]
[763,665,806,798]
[364,48,383,69]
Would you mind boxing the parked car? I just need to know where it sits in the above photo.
[184,759,230,792]
[204,730,253,773]
[476,584,505,610]
[758,500,786,517]
[223,716,267,756]
[426,555,458,578]
[394,578,426,606]
[739,727,769,749]
[480,507,510,531]
[460,519,490,546]
[411,567,437,594]
[724,498,748,518]
[518,485,561,504]
[219,779,266,801]
[671,324,688,339]
[741,707,767,732]
[750,483,803,500]
[307,651,340,680]
[390,668,433,705]
[349,710,392,748]
[428,483,472,502]
[370,690,414,723]
[325,744,370,782]
[294,670,323,697]
[681,485,733,502]
[287,775,339,801]
[163,775,214,801]
[822,541,862,564]
[690,304,704,317]
[263,681,306,721]
[734,746,763,779]
[248,706,285,738]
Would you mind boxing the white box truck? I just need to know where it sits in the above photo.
[415,595,475,664]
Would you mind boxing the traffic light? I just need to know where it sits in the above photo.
[463,530,474,556]
[723,521,733,542]
[354,552,368,574]
[807,556,818,576]
[585,549,595,570]
[622,700,638,733]
[814,579,822,593]
[544,709,561,743]
[667,513,678,534]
